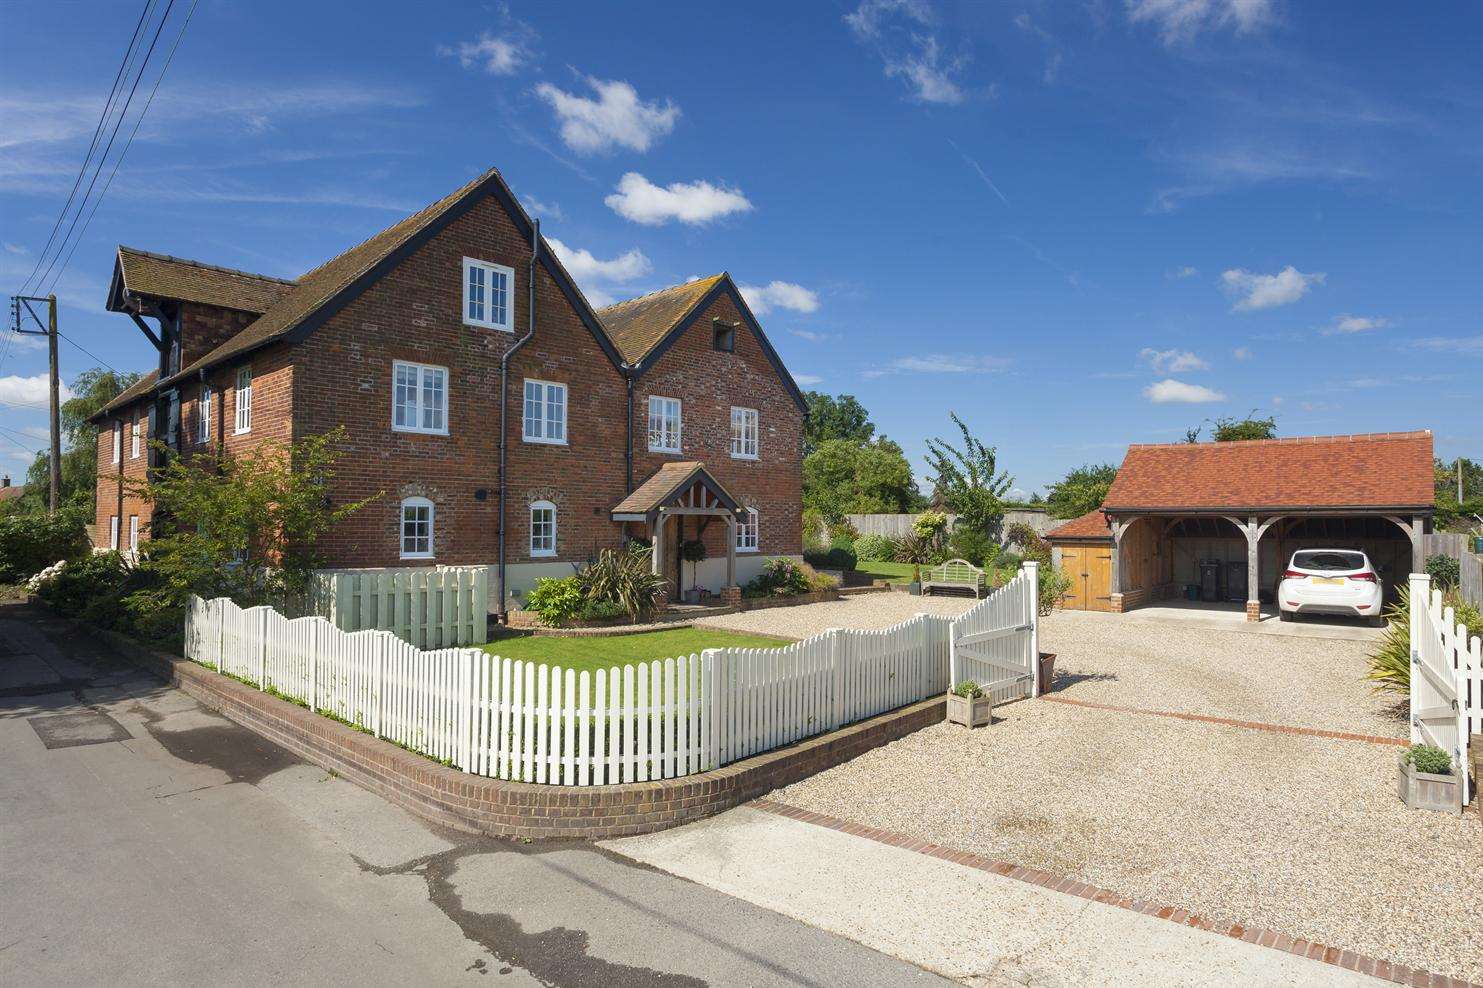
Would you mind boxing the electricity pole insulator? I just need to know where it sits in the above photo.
[9,294,62,515]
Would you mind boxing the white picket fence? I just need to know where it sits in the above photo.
[1409,572,1481,800]
[309,565,488,648]
[183,566,1039,786]
[950,560,1039,704]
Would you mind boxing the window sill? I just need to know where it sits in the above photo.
[234,428,251,436]
[392,425,450,437]
[648,446,683,455]
[730,453,759,461]
[523,436,568,447]
[530,550,557,559]
[464,318,514,333]
[400,552,434,561]
[737,547,759,554]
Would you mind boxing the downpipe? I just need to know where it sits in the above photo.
[496,219,539,624]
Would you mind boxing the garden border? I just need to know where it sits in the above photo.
[81,616,945,839]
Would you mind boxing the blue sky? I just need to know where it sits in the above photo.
[2,0,1479,496]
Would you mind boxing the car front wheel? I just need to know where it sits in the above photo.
[1279,609,1294,622]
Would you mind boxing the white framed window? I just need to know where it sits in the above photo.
[198,385,212,443]
[529,501,556,557]
[736,507,759,552]
[130,414,141,458]
[730,407,759,459]
[647,396,681,453]
[399,497,434,559]
[109,515,119,549]
[111,421,121,464]
[234,366,252,434]
[522,379,567,445]
[392,361,449,435]
[128,515,139,553]
[463,257,514,331]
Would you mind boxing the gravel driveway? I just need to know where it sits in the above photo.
[772,610,1481,983]
[696,590,976,638]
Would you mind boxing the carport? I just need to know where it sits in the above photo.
[1047,431,1435,620]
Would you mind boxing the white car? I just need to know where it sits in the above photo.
[1276,549,1385,625]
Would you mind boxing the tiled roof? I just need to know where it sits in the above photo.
[0,485,23,502]
[116,247,294,314]
[1102,431,1435,512]
[91,370,159,421]
[162,168,504,387]
[612,461,739,516]
[597,275,725,365]
[1045,509,1112,542]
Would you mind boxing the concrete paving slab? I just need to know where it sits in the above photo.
[606,806,1381,987]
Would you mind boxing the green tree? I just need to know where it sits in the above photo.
[12,367,141,516]
[802,437,917,521]
[924,413,1012,536]
[1187,411,1277,443]
[802,392,875,456]
[1045,463,1118,519]
[128,428,379,611]
[1435,456,1483,530]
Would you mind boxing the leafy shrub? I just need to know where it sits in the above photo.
[913,511,948,540]
[1366,587,1411,695]
[576,543,668,621]
[526,576,586,626]
[996,550,1022,570]
[1404,744,1453,776]
[37,551,130,618]
[743,558,834,598]
[803,544,857,571]
[0,509,91,582]
[1447,587,1483,639]
[854,533,897,562]
[802,508,827,550]
[578,599,627,622]
[679,539,708,563]
[829,517,860,542]
[951,680,985,699]
[1038,567,1073,615]
[1006,522,1051,565]
[948,527,998,568]
[1425,554,1460,590]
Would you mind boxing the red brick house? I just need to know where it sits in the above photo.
[1045,431,1434,618]
[89,167,806,615]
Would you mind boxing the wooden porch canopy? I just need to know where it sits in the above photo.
[612,462,746,587]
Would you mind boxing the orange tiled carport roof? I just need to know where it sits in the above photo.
[1045,509,1113,542]
[1101,431,1435,513]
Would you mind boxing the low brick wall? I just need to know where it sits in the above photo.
[97,623,942,839]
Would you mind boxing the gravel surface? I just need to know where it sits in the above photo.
[775,614,1480,982]
[777,704,1482,982]
[696,591,976,638]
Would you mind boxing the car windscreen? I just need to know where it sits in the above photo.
[1292,550,1367,572]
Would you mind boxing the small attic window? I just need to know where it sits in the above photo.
[712,319,737,353]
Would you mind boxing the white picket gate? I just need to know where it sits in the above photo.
[1409,573,1481,799]
[310,565,488,648]
[950,561,1040,703]
[182,564,1039,787]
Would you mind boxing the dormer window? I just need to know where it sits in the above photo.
[713,319,736,353]
[464,257,514,332]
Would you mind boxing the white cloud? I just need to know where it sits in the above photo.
[5,330,46,353]
[862,354,1010,378]
[521,195,562,221]
[534,77,678,155]
[3,243,26,254]
[0,373,73,406]
[546,237,651,284]
[739,281,820,316]
[1220,265,1324,311]
[1320,314,1390,335]
[1167,265,1198,279]
[1233,346,1253,360]
[438,29,536,75]
[1140,347,1209,373]
[845,0,968,105]
[1143,378,1225,403]
[1411,336,1483,355]
[787,328,835,343]
[794,374,824,387]
[604,172,752,226]
[1125,0,1276,44]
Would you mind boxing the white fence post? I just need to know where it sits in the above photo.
[258,608,269,690]
[1024,561,1040,698]
[309,619,319,714]
[826,628,845,730]
[1409,571,1429,746]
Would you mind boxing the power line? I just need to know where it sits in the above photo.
[16,0,156,295]
[44,0,199,299]
[55,330,120,374]
[30,0,176,296]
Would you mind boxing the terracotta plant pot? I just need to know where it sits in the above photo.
[946,691,993,728]
[1396,756,1462,815]
[1038,653,1056,694]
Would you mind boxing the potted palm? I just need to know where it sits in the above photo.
[1397,744,1462,815]
[946,680,993,728]
[908,563,922,596]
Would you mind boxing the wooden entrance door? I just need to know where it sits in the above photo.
[1061,546,1113,611]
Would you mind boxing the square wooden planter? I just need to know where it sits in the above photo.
[1396,757,1462,815]
[946,691,993,728]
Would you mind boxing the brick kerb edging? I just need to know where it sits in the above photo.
[1040,695,1410,747]
[751,800,1479,988]
[75,616,944,839]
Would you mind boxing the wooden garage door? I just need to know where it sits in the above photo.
[1061,546,1113,611]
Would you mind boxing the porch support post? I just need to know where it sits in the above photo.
[1108,518,1128,613]
[1245,514,1260,621]
[651,512,666,576]
[724,515,736,587]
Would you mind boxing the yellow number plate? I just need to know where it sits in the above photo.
[1313,577,1344,586]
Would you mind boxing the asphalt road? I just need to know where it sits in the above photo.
[0,603,947,988]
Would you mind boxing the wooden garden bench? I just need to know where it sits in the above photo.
[922,558,987,598]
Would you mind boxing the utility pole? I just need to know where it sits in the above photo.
[11,294,60,514]
[1460,458,1465,504]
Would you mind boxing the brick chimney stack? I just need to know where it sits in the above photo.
[1,475,9,488]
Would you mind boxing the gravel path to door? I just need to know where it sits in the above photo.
[695,591,976,638]
[774,616,1482,983]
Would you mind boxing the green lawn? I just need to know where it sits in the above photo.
[852,559,918,581]
[481,626,792,674]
